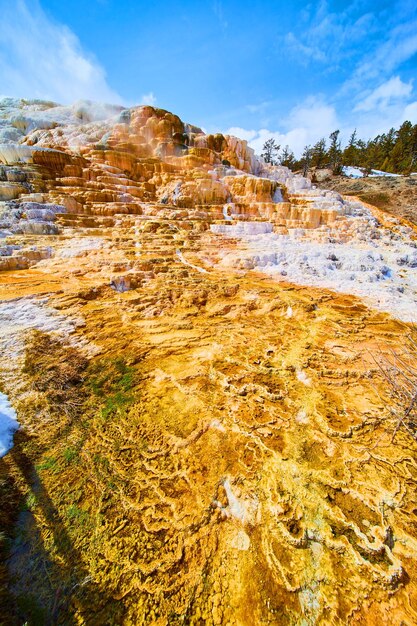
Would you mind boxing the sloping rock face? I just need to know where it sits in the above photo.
[0,98,416,625]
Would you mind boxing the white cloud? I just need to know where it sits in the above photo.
[286,1,417,120]
[352,96,417,140]
[338,12,417,102]
[225,4,417,157]
[224,97,340,158]
[287,97,339,139]
[352,21,417,84]
[284,2,376,66]
[225,91,417,158]
[354,76,413,112]
[403,101,417,123]
[225,127,258,142]
[140,92,157,106]
[0,0,121,104]
[284,32,326,63]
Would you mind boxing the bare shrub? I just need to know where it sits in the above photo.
[374,327,417,443]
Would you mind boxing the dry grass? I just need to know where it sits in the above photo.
[23,330,88,422]
[357,191,392,209]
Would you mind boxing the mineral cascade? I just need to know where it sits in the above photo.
[0,98,416,625]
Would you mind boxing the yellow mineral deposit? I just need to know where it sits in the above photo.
[0,99,416,625]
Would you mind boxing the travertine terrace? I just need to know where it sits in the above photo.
[0,98,416,625]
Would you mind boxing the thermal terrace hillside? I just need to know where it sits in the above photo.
[0,98,416,625]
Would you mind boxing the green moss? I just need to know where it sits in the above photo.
[35,457,58,473]
[89,357,135,395]
[101,391,134,419]
[88,357,137,419]
[62,447,78,464]
[66,504,89,526]
[25,493,38,510]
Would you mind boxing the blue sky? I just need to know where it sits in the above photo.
[0,0,417,155]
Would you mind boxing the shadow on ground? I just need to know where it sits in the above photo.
[0,431,121,626]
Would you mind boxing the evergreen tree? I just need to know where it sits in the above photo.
[389,140,407,172]
[396,121,415,172]
[311,138,326,168]
[279,145,296,169]
[342,130,359,166]
[301,145,312,177]
[381,128,396,160]
[328,130,342,173]
[363,139,380,173]
[348,129,357,147]
[260,119,417,176]
[261,138,280,165]
[410,125,417,170]
[355,139,367,168]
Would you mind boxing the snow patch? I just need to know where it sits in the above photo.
[342,166,401,178]
[342,166,364,179]
[0,297,90,389]
[369,169,401,178]
[0,392,18,457]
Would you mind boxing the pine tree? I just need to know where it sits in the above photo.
[396,121,414,172]
[355,139,367,168]
[363,139,379,173]
[411,125,417,170]
[381,128,396,159]
[342,130,359,166]
[328,130,342,173]
[261,138,280,165]
[348,129,357,147]
[311,138,326,168]
[263,120,417,176]
[301,145,312,177]
[279,145,296,169]
[389,140,407,173]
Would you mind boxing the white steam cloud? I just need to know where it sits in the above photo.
[0,0,122,104]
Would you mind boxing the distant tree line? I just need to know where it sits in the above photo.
[261,121,417,176]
